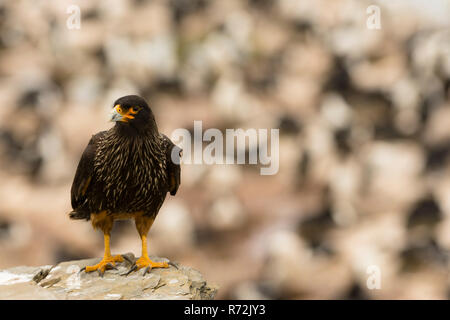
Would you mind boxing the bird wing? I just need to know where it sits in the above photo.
[161,134,182,196]
[71,131,106,209]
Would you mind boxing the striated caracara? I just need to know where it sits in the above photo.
[69,95,181,276]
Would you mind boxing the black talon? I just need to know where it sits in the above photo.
[79,267,86,274]
[143,266,152,276]
[168,261,178,269]
[121,254,133,264]
[124,264,138,276]
[98,269,105,278]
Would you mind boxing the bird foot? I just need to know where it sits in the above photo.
[80,255,124,277]
[124,256,171,276]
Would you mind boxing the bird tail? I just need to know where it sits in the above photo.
[68,209,90,220]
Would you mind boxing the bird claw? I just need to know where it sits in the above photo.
[79,267,86,275]
[123,264,138,276]
[143,266,152,276]
[121,257,173,276]
[121,254,134,264]
[97,263,115,277]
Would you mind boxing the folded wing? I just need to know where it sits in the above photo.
[70,131,106,215]
[161,134,182,196]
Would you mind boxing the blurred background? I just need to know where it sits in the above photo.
[0,0,450,299]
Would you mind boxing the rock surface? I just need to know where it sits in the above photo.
[0,253,217,300]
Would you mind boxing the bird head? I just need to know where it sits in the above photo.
[110,95,157,132]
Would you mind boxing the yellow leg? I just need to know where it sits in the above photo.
[125,215,169,276]
[134,235,169,270]
[84,234,123,276]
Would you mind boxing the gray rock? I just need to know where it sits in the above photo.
[0,253,218,300]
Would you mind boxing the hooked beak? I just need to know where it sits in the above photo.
[110,105,123,122]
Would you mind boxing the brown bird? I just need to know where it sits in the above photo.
[69,95,181,276]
